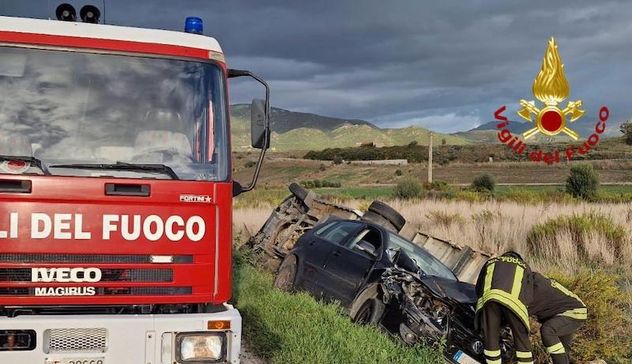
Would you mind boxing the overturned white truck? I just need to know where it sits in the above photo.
[245,183,490,283]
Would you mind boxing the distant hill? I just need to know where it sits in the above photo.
[230,105,625,152]
[231,104,375,133]
[456,117,624,143]
[230,105,470,151]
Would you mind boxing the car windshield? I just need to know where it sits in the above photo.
[387,232,457,281]
[0,45,227,181]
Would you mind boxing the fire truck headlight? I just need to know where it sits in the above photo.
[176,332,225,362]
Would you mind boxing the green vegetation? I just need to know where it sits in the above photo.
[526,213,628,265]
[394,178,423,199]
[471,174,496,193]
[300,179,342,188]
[234,184,632,209]
[232,255,443,364]
[303,136,632,162]
[566,164,599,200]
[621,121,632,145]
[532,272,632,363]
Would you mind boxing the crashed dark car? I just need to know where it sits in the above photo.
[273,218,513,364]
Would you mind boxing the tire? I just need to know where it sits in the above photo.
[367,200,406,231]
[289,182,309,201]
[350,284,385,325]
[273,254,298,291]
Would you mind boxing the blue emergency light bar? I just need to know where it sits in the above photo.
[185,17,203,34]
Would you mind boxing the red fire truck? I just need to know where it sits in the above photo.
[0,4,270,363]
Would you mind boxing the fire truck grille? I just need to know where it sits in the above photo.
[0,287,192,296]
[0,268,173,282]
[0,253,192,264]
[44,328,107,353]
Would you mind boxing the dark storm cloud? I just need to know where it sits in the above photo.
[2,0,631,132]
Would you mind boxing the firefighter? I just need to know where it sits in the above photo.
[475,251,534,364]
[529,272,586,364]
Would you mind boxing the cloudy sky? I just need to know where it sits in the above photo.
[1,0,631,132]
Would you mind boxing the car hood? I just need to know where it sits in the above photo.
[419,276,477,305]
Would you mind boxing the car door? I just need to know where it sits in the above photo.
[298,220,364,297]
[320,225,383,306]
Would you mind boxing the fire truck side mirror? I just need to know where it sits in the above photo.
[228,69,270,195]
[251,99,270,149]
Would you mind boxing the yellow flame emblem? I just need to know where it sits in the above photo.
[518,38,584,140]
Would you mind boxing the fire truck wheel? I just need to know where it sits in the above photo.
[274,254,298,292]
[289,182,309,202]
[367,201,406,231]
[350,284,385,325]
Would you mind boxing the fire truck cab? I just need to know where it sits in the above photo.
[0,5,269,364]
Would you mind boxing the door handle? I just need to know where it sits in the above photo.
[105,183,150,197]
[0,179,32,193]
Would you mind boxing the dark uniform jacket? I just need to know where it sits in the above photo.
[529,272,587,321]
[475,255,534,330]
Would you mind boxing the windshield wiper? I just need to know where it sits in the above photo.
[48,162,179,180]
[0,155,50,175]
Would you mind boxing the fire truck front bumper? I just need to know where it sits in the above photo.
[0,304,242,364]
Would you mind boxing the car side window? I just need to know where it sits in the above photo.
[347,228,381,259]
[318,221,361,245]
[314,221,336,236]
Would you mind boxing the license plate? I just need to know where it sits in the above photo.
[453,350,480,364]
[50,358,105,364]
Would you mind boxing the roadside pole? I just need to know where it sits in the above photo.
[428,132,433,184]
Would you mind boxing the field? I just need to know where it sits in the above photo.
[234,154,632,188]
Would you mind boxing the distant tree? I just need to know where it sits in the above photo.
[566,164,599,200]
[471,174,496,193]
[441,138,447,145]
[333,155,343,165]
[620,121,632,145]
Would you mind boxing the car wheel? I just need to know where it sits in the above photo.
[353,298,385,325]
[367,201,406,231]
[350,284,385,325]
[274,254,298,291]
[289,182,309,201]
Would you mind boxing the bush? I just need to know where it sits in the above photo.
[424,180,449,192]
[566,164,599,200]
[526,213,628,264]
[244,160,256,168]
[395,169,403,176]
[300,179,341,189]
[530,271,632,363]
[319,163,327,172]
[333,155,343,165]
[471,174,496,193]
[620,121,632,145]
[394,178,423,199]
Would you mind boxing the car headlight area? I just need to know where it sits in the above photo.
[175,332,225,363]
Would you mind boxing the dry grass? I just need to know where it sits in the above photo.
[233,199,632,276]
[387,199,632,274]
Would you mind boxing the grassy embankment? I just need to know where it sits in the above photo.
[232,253,442,364]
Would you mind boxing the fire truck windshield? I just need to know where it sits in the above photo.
[0,45,228,181]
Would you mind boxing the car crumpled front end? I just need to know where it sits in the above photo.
[379,268,513,363]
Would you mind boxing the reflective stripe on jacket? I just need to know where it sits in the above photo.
[475,256,534,330]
